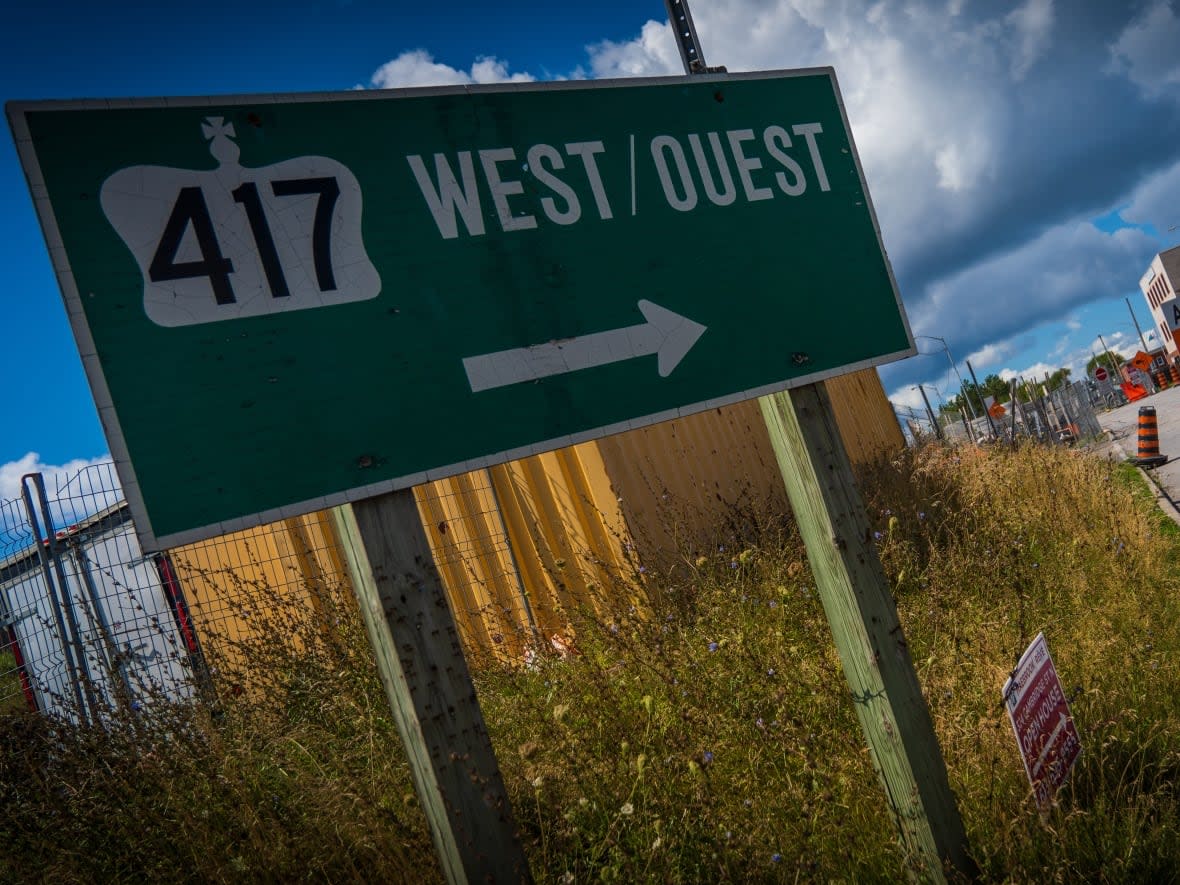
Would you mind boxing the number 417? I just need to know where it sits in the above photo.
[148,176,340,305]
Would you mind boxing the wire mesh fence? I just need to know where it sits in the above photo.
[894,379,1109,448]
[413,472,540,662]
[941,380,1105,445]
[0,468,525,716]
[0,460,597,718]
[1,464,202,721]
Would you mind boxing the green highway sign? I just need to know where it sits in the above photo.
[9,70,914,549]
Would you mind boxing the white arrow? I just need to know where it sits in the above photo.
[463,299,707,393]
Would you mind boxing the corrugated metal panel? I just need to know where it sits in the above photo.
[827,368,906,464]
[168,512,346,688]
[597,397,783,562]
[413,471,532,662]
[169,369,902,670]
[411,445,634,660]
[488,445,632,636]
[597,368,904,566]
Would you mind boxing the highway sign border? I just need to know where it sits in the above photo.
[8,69,915,551]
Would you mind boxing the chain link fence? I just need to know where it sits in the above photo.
[893,380,1109,448]
[1,461,563,718]
[1,465,203,721]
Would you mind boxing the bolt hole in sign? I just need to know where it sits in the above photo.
[1002,632,1081,815]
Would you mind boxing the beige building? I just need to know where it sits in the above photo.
[1140,244,1180,358]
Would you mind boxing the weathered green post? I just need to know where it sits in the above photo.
[332,497,532,885]
[759,387,975,880]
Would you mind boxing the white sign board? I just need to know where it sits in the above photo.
[1002,632,1081,813]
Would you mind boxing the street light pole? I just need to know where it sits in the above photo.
[1126,297,1151,356]
[916,335,977,421]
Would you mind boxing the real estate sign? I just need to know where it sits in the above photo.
[9,70,913,549]
[1002,632,1081,812]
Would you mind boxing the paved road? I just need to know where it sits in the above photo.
[1096,384,1180,501]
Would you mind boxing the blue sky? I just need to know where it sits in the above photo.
[5,0,1180,499]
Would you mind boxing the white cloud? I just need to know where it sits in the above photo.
[1,453,120,540]
[911,220,1157,347]
[1090,330,1138,359]
[588,19,681,78]
[1109,1,1180,98]
[999,361,1055,383]
[965,341,1015,370]
[891,385,929,411]
[350,4,1180,431]
[1005,0,1055,80]
[1121,158,1180,236]
[368,49,535,89]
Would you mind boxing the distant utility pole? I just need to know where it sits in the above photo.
[1097,334,1121,376]
[1126,297,1151,355]
[917,335,976,420]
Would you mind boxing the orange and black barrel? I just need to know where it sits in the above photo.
[1171,363,1180,385]
[1134,406,1168,468]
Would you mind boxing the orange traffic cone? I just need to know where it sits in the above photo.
[1133,406,1168,468]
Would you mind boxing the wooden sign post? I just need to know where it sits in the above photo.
[12,9,966,879]
[760,388,975,880]
[331,495,531,884]
[660,0,975,878]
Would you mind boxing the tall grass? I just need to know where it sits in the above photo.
[3,441,1180,882]
[0,650,24,715]
[0,575,440,883]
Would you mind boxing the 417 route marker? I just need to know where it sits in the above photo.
[9,70,912,550]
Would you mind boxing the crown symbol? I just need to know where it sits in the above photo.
[201,116,240,167]
[99,116,381,327]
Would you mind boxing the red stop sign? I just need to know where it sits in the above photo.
[1095,366,1109,382]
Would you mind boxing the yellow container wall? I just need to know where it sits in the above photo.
[597,397,784,566]
[827,368,906,465]
[598,368,904,568]
[412,470,532,662]
[169,368,903,671]
[413,443,633,661]
[168,512,347,693]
